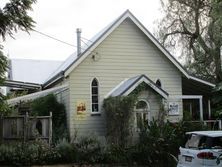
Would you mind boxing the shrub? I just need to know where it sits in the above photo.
[75,136,103,164]
[31,94,68,143]
[102,144,134,165]
[0,96,11,118]
[133,120,177,166]
[56,139,76,163]
[0,140,60,165]
[132,120,208,167]
[103,95,136,148]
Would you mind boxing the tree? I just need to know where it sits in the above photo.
[0,0,36,41]
[0,0,36,81]
[0,0,36,116]
[157,0,222,82]
[0,49,7,84]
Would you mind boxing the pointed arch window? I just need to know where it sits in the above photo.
[156,79,162,88]
[91,78,99,113]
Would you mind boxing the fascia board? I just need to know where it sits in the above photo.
[123,77,168,99]
[189,76,215,87]
[128,14,190,78]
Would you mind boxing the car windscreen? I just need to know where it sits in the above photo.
[185,134,222,149]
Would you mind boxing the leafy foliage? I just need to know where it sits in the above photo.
[31,94,68,143]
[0,140,60,166]
[0,49,8,117]
[0,0,36,119]
[129,81,150,97]
[0,120,208,166]
[132,120,208,167]
[103,95,136,148]
[102,144,133,165]
[157,0,222,82]
[0,95,11,118]
[75,136,103,164]
[0,0,36,40]
[55,139,76,163]
[212,82,222,117]
[0,49,7,84]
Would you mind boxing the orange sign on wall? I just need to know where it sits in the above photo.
[77,101,86,115]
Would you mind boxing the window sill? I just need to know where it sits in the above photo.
[91,112,101,116]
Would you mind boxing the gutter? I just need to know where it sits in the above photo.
[43,71,64,89]
[3,80,42,90]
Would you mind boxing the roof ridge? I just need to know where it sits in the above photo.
[43,10,215,88]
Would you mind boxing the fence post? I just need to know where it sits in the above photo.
[49,112,52,145]
[24,112,29,142]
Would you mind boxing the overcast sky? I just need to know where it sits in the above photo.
[1,0,163,61]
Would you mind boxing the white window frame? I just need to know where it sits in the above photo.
[134,99,150,131]
[91,77,100,114]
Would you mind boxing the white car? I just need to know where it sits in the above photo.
[177,131,222,167]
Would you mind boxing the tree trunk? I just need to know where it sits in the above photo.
[214,49,222,82]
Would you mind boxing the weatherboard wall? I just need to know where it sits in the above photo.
[68,18,183,138]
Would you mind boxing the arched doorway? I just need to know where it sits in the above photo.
[134,99,150,131]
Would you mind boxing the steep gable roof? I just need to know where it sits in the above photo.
[43,10,215,88]
[106,74,169,99]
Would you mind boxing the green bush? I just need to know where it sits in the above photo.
[131,120,208,167]
[56,139,76,163]
[0,137,103,165]
[102,144,134,165]
[0,140,60,166]
[75,136,103,164]
[133,120,177,166]
[103,95,136,148]
[31,94,68,143]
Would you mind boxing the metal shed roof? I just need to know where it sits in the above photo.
[9,59,63,84]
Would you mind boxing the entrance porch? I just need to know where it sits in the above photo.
[181,77,220,129]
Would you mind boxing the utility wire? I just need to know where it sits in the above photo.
[33,29,76,47]
[33,29,97,54]
[81,36,93,43]
[81,39,90,47]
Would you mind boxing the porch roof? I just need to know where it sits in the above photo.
[107,74,169,99]
[182,77,214,96]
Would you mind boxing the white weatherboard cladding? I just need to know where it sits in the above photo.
[68,19,183,138]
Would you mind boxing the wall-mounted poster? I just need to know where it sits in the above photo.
[169,102,179,115]
[77,101,86,115]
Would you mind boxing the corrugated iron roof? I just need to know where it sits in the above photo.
[107,74,168,99]
[7,84,68,105]
[9,59,63,84]
[42,10,214,88]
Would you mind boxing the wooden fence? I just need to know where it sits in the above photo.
[0,112,52,144]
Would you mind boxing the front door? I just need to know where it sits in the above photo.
[134,99,150,131]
